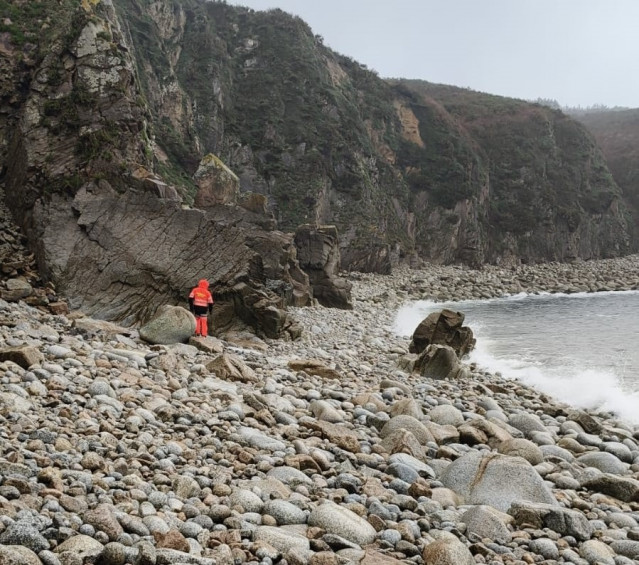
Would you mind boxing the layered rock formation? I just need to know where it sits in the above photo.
[0,0,636,336]
[0,0,311,338]
[294,224,352,309]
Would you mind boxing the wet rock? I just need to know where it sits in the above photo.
[409,309,475,357]
[415,344,465,380]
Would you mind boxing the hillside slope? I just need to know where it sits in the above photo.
[572,109,639,245]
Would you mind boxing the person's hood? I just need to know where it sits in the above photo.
[198,279,209,289]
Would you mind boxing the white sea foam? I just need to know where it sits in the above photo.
[393,292,639,425]
[469,338,639,424]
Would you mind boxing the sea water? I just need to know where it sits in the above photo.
[393,291,639,425]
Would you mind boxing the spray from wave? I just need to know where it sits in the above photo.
[393,295,639,425]
[468,338,639,425]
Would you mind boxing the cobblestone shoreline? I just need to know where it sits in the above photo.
[2,256,639,564]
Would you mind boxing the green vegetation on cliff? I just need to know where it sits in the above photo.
[573,109,639,244]
[1,0,634,269]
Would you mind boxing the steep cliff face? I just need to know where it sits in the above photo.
[572,109,639,247]
[0,0,634,328]
[109,0,631,267]
[398,82,632,263]
[0,0,311,337]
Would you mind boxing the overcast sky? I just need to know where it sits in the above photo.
[225,0,638,109]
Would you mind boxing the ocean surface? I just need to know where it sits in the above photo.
[393,291,639,425]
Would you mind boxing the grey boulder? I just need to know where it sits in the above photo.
[422,537,475,565]
[139,305,195,344]
[440,452,557,512]
[509,501,593,541]
[461,505,512,543]
[308,501,376,546]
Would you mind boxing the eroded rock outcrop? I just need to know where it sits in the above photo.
[409,308,476,357]
[194,153,240,208]
[32,183,309,338]
[294,224,352,309]
[0,1,313,340]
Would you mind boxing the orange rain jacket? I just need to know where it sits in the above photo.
[189,279,214,315]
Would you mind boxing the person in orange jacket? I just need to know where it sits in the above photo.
[188,279,214,337]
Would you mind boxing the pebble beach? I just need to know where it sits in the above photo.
[2,252,639,565]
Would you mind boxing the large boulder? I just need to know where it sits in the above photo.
[1,278,33,301]
[194,153,240,207]
[498,438,544,465]
[509,501,593,541]
[422,537,475,565]
[577,451,629,474]
[0,346,44,369]
[380,415,435,444]
[308,501,376,546]
[294,224,352,309]
[139,305,195,344]
[409,309,475,357]
[440,452,557,512]
[415,344,466,380]
[461,505,512,544]
[581,473,639,502]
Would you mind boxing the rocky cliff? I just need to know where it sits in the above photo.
[572,108,639,247]
[0,0,635,330]
[0,0,318,337]
[108,0,632,267]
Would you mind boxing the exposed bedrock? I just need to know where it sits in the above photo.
[29,182,311,338]
[294,224,353,310]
